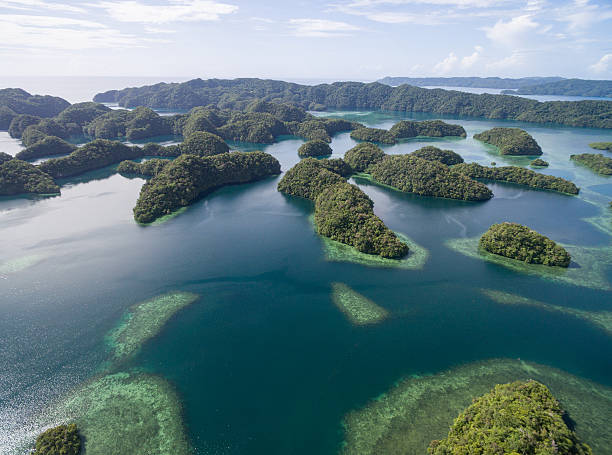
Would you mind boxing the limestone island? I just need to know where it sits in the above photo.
[570,153,612,175]
[428,380,592,454]
[479,222,571,267]
[16,136,76,161]
[589,142,612,151]
[531,158,549,167]
[389,119,467,138]
[34,423,81,455]
[474,127,543,156]
[117,158,171,178]
[343,142,386,172]
[0,159,60,195]
[297,139,332,157]
[350,127,397,144]
[410,145,464,165]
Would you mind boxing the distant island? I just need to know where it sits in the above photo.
[501,79,612,98]
[570,153,612,175]
[377,76,564,89]
[474,127,542,156]
[350,120,467,144]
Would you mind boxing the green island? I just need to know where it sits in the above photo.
[570,153,612,175]
[85,106,173,141]
[589,142,612,151]
[343,142,386,172]
[474,127,543,156]
[350,127,397,144]
[452,162,579,194]
[341,358,612,455]
[15,136,76,161]
[33,423,81,455]
[389,120,467,138]
[0,159,60,195]
[531,158,549,167]
[278,158,408,258]
[93,78,612,129]
[117,158,171,177]
[0,88,69,129]
[134,151,281,223]
[297,139,332,157]
[501,78,612,98]
[181,130,229,156]
[0,152,13,164]
[369,155,493,201]
[410,145,464,165]
[331,282,388,325]
[428,380,592,454]
[8,114,43,139]
[479,222,571,267]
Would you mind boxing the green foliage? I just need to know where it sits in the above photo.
[453,162,579,194]
[141,142,182,157]
[94,78,612,128]
[0,152,12,164]
[217,111,287,143]
[245,99,308,122]
[479,222,571,267]
[378,76,564,89]
[0,88,69,119]
[85,107,172,140]
[410,146,464,165]
[134,151,281,223]
[501,78,612,97]
[350,127,396,144]
[390,120,466,138]
[428,380,592,455]
[8,114,41,138]
[0,159,59,195]
[39,139,142,178]
[56,102,111,126]
[287,118,362,142]
[0,105,16,130]
[277,158,346,200]
[370,155,493,201]
[117,158,170,177]
[181,131,229,156]
[571,153,612,175]
[16,136,76,161]
[298,139,332,157]
[319,158,353,177]
[315,182,408,258]
[344,142,386,172]
[474,127,543,156]
[531,158,549,167]
[589,142,612,151]
[34,423,81,455]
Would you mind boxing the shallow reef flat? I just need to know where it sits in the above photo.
[341,358,612,455]
[445,236,612,291]
[481,288,612,336]
[331,283,389,325]
[0,253,45,275]
[147,206,188,226]
[321,232,428,269]
[53,372,191,455]
[106,291,200,365]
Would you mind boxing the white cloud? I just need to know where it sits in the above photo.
[289,19,360,37]
[364,11,444,24]
[483,15,539,47]
[92,0,238,24]
[461,45,483,68]
[556,0,612,32]
[433,52,458,74]
[0,0,86,13]
[589,53,612,74]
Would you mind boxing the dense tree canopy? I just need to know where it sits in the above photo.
[343,142,386,172]
[350,127,396,144]
[531,158,549,167]
[589,142,612,151]
[0,159,59,195]
[55,102,111,126]
[429,380,592,454]
[390,120,466,138]
[117,158,171,177]
[501,78,612,98]
[0,152,13,164]
[16,136,76,161]
[479,222,571,267]
[85,107,173,141]
[34,423,81,455]
[297,139,332,157]
[8,114,42,139]
[277,158,346,200]
[474,127,543,156]
[0,88,69,128]
[181,131,230,156]
[570,153,612,175]
[410,146,464,165]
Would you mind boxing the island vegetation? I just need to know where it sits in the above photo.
[531,158,549,167]
[479,222,571,267]
[589,142,612,151]
[389,120,466,138]
[181,131,230,156]
[377,76,564,89]
[277,158,346,200]
[474,127,542,156]
[0,152,13,164]
[501,78,612,98]
[350,127,396,144]
[452,162,579,194]
[343,142,385,172]
[34,423,81,455]
[0,159,60,195]
[133,151,281,223]
[93,78,612,128]
[428,380,592,454]
[117,158,171,177]
[570,153,612,175]
[16,136,76,161]
[297,139,332,157]
[410,145,464,165]
[85,106,174,141]
[0,88,69,129]
[8,114,42,139]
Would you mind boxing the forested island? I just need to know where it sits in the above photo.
[350,127,396,144]
[92,78,612,128]
[474,127,542,156]
[501,78,612,98]
[570,153,612,175]
[33,424,81,455]
[411,146,464,165]
[589,142,612,151]
[0,158,60,195]
[531,158,549,167]
[297,139,332,157]
[479,222,571,267]
[428,380,592,454]
[0,88,70,129]
[377,76,564,89]
[350,120,467,144]
[117,158,171,177]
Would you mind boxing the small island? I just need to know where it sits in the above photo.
[15,136,76,161]
[343,142,385,172]
[297,139,333,157]
[570,153,612,175]
[350,127,396,144]
[389,120,466,138]
[117,158,171,178]
[428,380,592,454]
[0,159,60,195]
[410,145,464,165]
[479,222,571,267]
[530,158,549,167]
[34,423,81,455]
[474,127,543,156]
[181,131,230,156]
[589,142,612,151]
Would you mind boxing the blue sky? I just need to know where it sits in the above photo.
[0,0,611,80]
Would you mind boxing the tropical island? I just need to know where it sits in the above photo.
[389,120,467,138]
[377,76,565,89]
[501,78,612,98]
[570,153,612,175]
[531,158,549,167]
[297,139,332,157]
[0,159,60,195]
[479,222,571,267]
[428,380,592,454]
[15,136,76,161]
[350,127,396,144]
[0,88,69,129]
[589,142,612,151]
[117,158,171,178]
[343,142,386,172]
[411,146,464,165]
[452,162,579,194]
[474,127,542,156]
[33,424,81,455]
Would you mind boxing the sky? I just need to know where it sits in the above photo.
[0,0,611,81]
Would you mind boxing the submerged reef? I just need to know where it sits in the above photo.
[570,153,612,175]
[428,380,592,454]
[34,423,81,455]
[0,253,46,275]
[341,358,612,455]
[106,291,199,365]
[331,282,389,325]
[474,127,543,156]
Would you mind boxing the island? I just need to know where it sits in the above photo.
[181,131,230,156]
[0,88,69,129]
[133,151,281,223]
[297,139,332,157]
[15,136,76,161]
[85,106,174,141]
[410,145,464,165]
[531,158,549,167]
[589,142,612,151]
[350,127,396,144]
[34,423,81,455]
[0,159,60,195]
[117,158,171,177]
[452,162,579,194]
[428,380,592,454]
[479,222,571,267]
[377,76,564,89]
[570,153,612,175]
[389,120,466,138]
[501,78,612,98]
[0,152,12,164]
[343,142,386,172]
[474,127,543,156]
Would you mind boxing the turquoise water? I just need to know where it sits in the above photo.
[1,110,612,454]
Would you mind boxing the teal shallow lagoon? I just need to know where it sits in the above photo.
[1,110,612,454]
